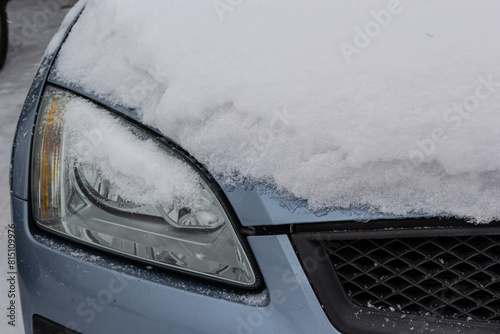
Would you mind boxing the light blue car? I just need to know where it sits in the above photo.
[10,3,500,334]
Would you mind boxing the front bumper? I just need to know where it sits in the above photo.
[13,195,338,334]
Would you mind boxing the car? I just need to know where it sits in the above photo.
[0,0,7,70]
[10,1,500,334]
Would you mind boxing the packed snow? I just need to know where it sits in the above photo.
[64,97,201,206]
[53,0,500,222]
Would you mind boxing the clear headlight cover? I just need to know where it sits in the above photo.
[32,86,258,288]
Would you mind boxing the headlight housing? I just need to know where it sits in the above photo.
[32,86,259,288]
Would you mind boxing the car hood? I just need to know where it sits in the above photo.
[45,0,500,225]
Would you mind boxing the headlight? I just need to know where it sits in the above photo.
[32,86,258,288]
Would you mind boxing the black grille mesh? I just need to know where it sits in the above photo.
[324,235,500,322]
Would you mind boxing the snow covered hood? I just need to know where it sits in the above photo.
[51,0,500,223]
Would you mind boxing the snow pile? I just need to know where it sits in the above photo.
[54,0,500,222]
[64,98,201,205]
[44,0,87,57]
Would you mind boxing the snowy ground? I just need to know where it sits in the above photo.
[0,1,76,333]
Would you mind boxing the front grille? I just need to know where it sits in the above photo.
[292,223,500,334]
[326,235,500,322]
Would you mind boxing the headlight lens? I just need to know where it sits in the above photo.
[32,86,258,288]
